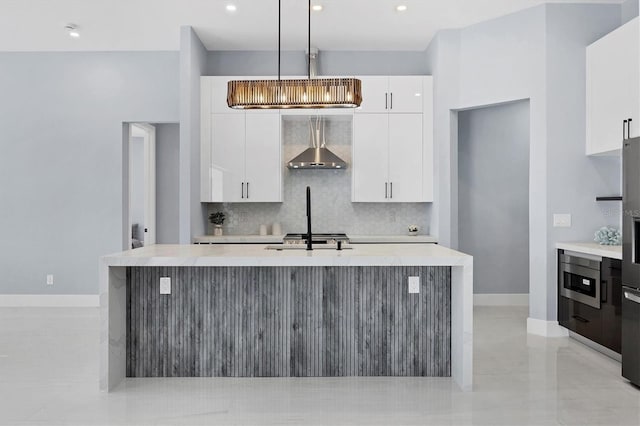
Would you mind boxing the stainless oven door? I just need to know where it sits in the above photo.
[560,262,601,309]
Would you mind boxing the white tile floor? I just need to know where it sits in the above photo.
[0,306,639,425]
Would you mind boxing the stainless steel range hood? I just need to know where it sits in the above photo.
[287,116,347,169]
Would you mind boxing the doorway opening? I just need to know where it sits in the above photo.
[457,100,530,301]
[128,123,156,249]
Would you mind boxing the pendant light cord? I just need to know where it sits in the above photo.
[278,0,281,81]
[308,0,311,79]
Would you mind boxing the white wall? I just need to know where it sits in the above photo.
[426,4,623,326]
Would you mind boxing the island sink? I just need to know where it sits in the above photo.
[265,244,353,250]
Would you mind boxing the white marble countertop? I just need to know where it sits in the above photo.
[349,235,438,244]
[102,243,470,267]
[193,234,438,244]
[194,235,285,243]
[555,242,622,260]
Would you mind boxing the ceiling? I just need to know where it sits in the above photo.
[0,0,625,52]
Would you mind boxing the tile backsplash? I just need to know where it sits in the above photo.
[206,116,431,236]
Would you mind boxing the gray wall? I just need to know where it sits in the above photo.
[207,118,431,236]
[425,3,623,322]
[155,123,180,244]
[179,27,208,244]
[458,101,530,295]
[206,50,429,76]
[545,4,624,317]
[0,52,179,294]
[621,0,639,23]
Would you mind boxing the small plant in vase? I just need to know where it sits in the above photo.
[209,212,226,236]
[407,225,419,236]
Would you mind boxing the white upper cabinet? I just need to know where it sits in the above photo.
[201,76,282,203]
[388,76,425,113]
[352,76,433,203]
[244,113,282,202]
[388,114,424,201]
[356,76,424,114]
[352,114,389,202]
[586,18,639,155]
[210,114,245,202]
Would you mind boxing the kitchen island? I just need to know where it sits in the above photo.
[100,244,473,391]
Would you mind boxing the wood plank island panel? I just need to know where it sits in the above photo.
[126,266,451,378]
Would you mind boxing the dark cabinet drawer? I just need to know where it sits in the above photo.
[559,296,603,343]
[557,254,622,354]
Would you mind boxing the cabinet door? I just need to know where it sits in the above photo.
[352,114,389,202]
[422,77,434,201]
[245,113,282,202]
[388,114,424,202]
[211,114,245,202]
[587,18,639,155]
[211,77,244,114]
[355,76,389,113]
[388,76,424,113]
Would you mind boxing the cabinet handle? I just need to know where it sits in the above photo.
[572,315,589,323]
[390,182,393,199]
[624,120,628,140]
[628,118,633,139]
[241,182,244,199]
[385,93,388,110]
[246,182,249,199]
[390,93,393,110]
[385,182,388,199]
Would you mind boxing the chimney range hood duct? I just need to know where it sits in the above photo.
[287,116,347,170]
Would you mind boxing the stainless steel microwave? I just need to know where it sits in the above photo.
[559,253,601,309]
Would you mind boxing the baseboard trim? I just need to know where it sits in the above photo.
[0,295,99,307]
[527,317,569,337]
[568,331,621,362]
[474,293,529,306]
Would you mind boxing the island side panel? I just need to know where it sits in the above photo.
[100,264,126,392]
[126,266,451,378]
[451,262,473,391]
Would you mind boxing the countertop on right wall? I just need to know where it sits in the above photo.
[555,242,622,259]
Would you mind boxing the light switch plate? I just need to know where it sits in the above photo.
[160,277,171,295]
[46,274,54,286]
[408,276,420,294]
[553,214,572,228]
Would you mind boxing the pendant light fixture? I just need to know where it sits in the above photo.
[226,0,362,109]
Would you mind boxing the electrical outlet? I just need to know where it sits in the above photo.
[160,277,171,295]
[408,276,420,294]
[553,214,572,228]
[46,274,54,286]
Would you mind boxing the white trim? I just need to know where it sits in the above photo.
[474,293,529,306]
[527,317,569,337]
[0,295,99,307]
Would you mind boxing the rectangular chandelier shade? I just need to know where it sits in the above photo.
[227,78,362,109]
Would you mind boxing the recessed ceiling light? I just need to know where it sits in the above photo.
[312,4,323,12]
[396,5,408,12]
[65,24,80,38]
[226,4,237,12]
